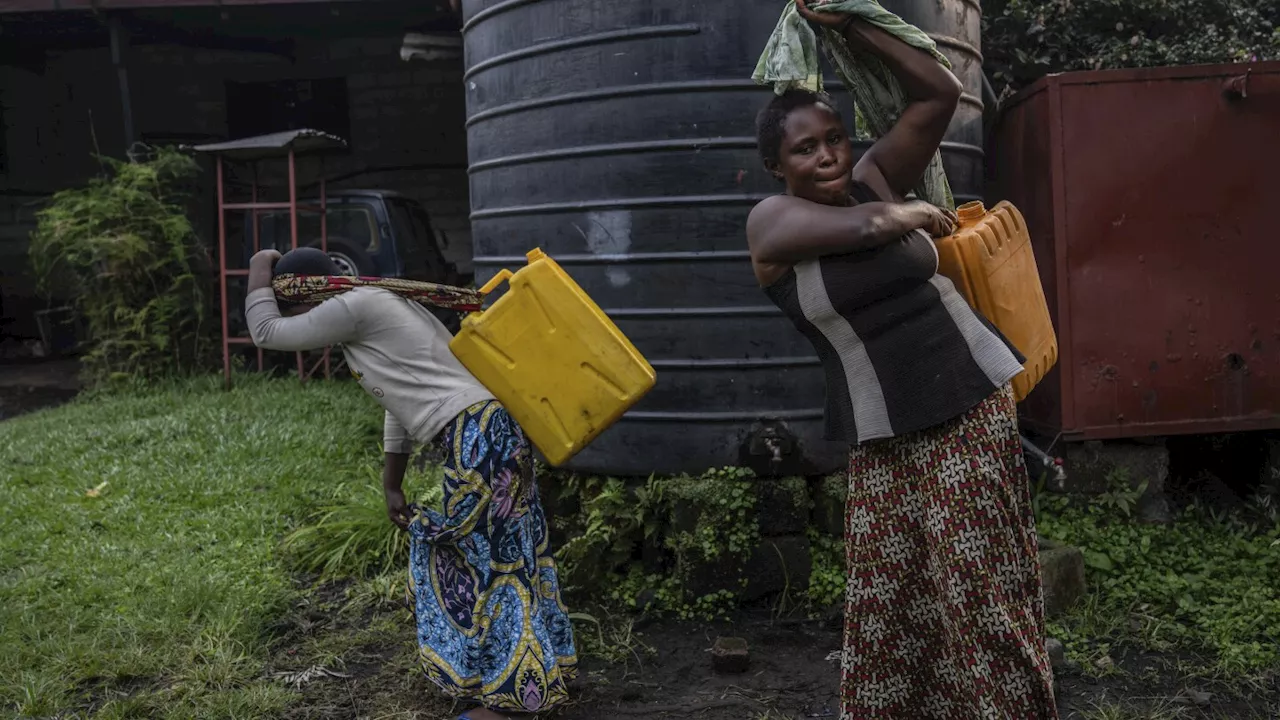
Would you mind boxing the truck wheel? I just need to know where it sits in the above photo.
[311,238,376,277]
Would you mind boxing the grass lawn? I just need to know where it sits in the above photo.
[0,375,391,719]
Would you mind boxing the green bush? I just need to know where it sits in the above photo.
[984,0,1280,97]
[28,147,213,385]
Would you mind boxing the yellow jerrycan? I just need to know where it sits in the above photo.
[449,248,657,466]
[934,201,1058,403]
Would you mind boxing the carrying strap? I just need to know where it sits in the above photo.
[272,274,484,312]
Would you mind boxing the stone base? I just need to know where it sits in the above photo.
[1039,537,1086,618]
[755,477,810,536]
[683,534,812,602]
[1263,438,1280,494]
[811,474,847,537]
[1065,440,1172,523]
[744,535,811,601]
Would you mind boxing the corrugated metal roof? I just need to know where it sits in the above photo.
[186,129,347,160]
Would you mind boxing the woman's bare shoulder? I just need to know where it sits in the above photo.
[748,194,812,230]
[747,194,788,241]
[750,193,794,217]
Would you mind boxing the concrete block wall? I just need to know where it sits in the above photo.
[0,195,47,340]
[0,33,471,339]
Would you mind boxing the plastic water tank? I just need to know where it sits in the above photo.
[461,0,985,475]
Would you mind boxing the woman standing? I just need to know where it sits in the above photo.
[746,2,1058,717]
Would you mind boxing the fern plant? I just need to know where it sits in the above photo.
[28,146,212,384]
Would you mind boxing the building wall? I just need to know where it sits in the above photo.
[0,31,470,340]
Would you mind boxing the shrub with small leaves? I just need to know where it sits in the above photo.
[29,147,213,384]
[806,528,845,609]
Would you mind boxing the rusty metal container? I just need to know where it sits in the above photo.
[989,62,1280,441]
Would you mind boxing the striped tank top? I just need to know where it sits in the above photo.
[763,182,1025,445]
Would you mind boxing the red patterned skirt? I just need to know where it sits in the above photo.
[842,385,1058,719]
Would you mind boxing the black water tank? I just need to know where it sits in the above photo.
[898,0,986,203]
[462,0,984,475]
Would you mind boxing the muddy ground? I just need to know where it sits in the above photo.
[274,581,1279,720]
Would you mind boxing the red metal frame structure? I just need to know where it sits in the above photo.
[190,129,347,388]
[990,62,1280,441]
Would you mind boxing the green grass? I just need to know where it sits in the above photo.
[0,374,389,719]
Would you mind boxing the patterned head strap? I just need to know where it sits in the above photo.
[271,274,484,312]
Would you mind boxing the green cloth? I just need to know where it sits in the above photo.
[752,0,955,209]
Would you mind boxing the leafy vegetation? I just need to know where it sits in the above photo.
[551,474,668,593]
[806,474,849,609]
[806,529,845,609]
[549,466,763,619]
[28,147,212,385]
[1035,479,1280,679]
[984,0,1280,97]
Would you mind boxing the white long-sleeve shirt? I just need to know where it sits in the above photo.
[245,286,494,453]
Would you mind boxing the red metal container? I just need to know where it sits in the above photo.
[989,62,1280,441]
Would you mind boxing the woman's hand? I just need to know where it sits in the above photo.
[385,487,412,530]
[382,451,412,530]
[251,249,282,269]
[247,249,282,293]
[905,200,957,238]
[795,0,849,29]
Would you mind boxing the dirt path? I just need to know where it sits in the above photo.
[558,615,1276,719]
[0,358,80,420]
[276,589,1277,720]
[557,615,842,719]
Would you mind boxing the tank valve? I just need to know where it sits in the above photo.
[765,436,783,465]
[1224,70,1250,100]
[1021,434,1067,491]
[743,421,798,476]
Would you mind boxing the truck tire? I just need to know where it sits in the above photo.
[311,238,376,277]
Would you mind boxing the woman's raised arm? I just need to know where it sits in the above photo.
[797,0,962,199]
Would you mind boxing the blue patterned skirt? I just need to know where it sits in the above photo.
[408,400,577,712]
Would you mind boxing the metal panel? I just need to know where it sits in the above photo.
[991,62,1280,440]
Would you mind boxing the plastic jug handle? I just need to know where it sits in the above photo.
[478,269,514,296]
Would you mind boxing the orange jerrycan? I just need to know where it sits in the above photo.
[449,248,657,466]
[934,201,1058,403]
